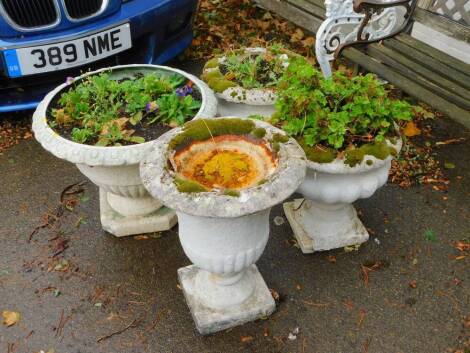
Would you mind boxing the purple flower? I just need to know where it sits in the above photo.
[65,76,74,85]
[145,101,159,113]
[175,84,193,97]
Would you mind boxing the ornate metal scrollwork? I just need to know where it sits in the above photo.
[315,0,417,77]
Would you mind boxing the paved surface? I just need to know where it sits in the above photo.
[0,62,469,353]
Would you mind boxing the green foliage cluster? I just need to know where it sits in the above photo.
[272,57,413,164]
[51,72,201,146]
[202,44,293,92]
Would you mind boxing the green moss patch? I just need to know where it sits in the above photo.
[271,133,289,144]
[298,140,337,164]
[223,189,241,197]
[204,57,220,70]
[251,127,266,139]
[344,141,397,167]
[202,68,237,93]
[270,133,289,153]
[169,118,257,151]
[174,177,208,193]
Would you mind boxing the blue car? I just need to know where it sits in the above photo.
[0,0,198,113]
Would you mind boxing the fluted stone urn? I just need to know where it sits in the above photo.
[202,47,289,118]
[141,118,306,334]
[33,64,217,237]
[284,139,402,253]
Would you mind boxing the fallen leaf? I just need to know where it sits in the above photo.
[403,121,421,137]
[454,241,470,252]
[240,335,254,343]
[357,309,366,326]
[2,311,20,327]
[301,300,329,308]
[262,12,273,20]
[288,327,300,340]
[270,288,280,302]
[149,232,162,239]
[444,162,456,169]
[435,138,465,146]
[360,261,383,286]
[290,28,304,42]
[344,244,361,252]
[306,56,317,65]
[54,259,70,272]
[301,36,315,47]
[327,255,337,263]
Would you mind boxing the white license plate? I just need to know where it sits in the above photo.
[3,23,132,77]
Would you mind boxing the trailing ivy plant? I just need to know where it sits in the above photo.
[272,57,414,166]
[202,44,295,93]
[50,71,201,146]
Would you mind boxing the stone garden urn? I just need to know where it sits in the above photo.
[284,139,402,253]
[202,47,289,118]
[141,118,306,334]
[32,64,217,237]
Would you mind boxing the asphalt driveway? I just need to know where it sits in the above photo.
[0,61,469,353]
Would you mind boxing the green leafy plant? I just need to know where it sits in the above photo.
[50,71,201,146]
[202,44,295,93]
[272,57,414,165]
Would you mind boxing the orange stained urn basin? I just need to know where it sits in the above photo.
[172,134,278,191]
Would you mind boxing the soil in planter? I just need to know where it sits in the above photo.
[46,72,202,146]
[50,121,173,147]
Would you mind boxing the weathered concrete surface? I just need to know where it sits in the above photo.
[0,61,469,353]
[178,265,275,335]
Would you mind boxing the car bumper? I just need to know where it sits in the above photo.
[0,0,197,113]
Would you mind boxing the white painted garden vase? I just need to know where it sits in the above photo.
[203,48,288,118]
[140,118,306,334]
[284,139,402,253]
[32,64,217,237]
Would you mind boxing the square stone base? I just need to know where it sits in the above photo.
[284,199,369,253]
[284,200,314,254]
[178,265,276,335]
[100,189,177,237]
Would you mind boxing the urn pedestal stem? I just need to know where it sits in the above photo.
[175,210,275,334]
[76,162,177,238]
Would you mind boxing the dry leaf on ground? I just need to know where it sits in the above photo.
[2,311,20,327]
[403,121,421,137]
